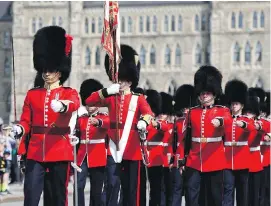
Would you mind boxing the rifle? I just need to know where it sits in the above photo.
[169,117,178,166]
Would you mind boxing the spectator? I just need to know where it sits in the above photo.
[0,138,6,194]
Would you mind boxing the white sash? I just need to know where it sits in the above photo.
[109,95,139,163]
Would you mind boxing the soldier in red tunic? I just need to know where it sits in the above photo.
[85,45,153,206]
[13,26,80,206]
[184,66,232,206]
[223,80,255,206]
[71,79,109,206]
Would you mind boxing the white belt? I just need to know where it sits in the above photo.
[148,141,163,146]
[224,141,248,146]
[81,139,105,144]
[260,141,271,146]
[250,146,260,152]
[192,137,222,143]
[163,143,169,147]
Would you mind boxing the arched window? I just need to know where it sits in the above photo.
[231,12,236,28]
[238,12,243,28]
[233,42,240,63]
[175,45,181,65]
[98,17,102,33]
[32,17,36,33]
[3,31,10,47]
[167,81,177,96]
[85,47,91,66]
[140,46,146,65]
[260,11,264,28]
[255,41,262,62]
[171,15,175,31]
[253,11,258,28]
[38,17,43,29]
[5,90,11,112]
[205,43,211,64]
[245,42,251,64]
[58,17,63,27]
[208,13,211,31]
[153,16,157,32]
[95,46,100,65]
[141,79,151,90]
[121,17,125,33]
[146,16,150,32]
[128,16,132,33]
[165,45,171,65]
[195,14,199,31]
[195,44,202,64]
[92,18,95,33]
[52,17,56,26]
[139,16,144,33]
[164,15,169,32]
[201,14,206,31]
[254,77,264,88]
[150,45,156,65]
[85,18,89,33]
[178,15,182,31]
[4,57,10,77]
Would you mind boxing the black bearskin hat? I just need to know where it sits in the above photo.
[243,96,260,116]
[160,92,174,115]
[225,79,248,105]
[174,84,196,112]
[145,89,162,116]
[80,79,103,106]
[194,65,222,97]
[34,72,45,87]
[248,87,266,112]
[33,26,72,84]
[104,44,140,89]
[133,87,145,95]
[265,92,270,116]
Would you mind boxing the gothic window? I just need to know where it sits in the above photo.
[150,45,156,65]
[39,17,43,29]
[165,45,171,65]
[140,46,146,65]
[164,15,169,32]
[32,17,36,33]
[205,43,211,64]
[6,90,11,112]
[146,16,150,32]
[171,15,175,31]
[254,77,264,88]
[260,11,264,28]
[231,12,236,28]
[85,18,89,33]
[95,46,100,65]
[3,31,10,47]
[245,42,251,64]
[234,42,240,63]
[85,47,91,66]
[98,17,102,33]
[195,14,199,31]
[253,11,257,28]
[58,17,63,27]
[153,16,157,32]
[4,57,11,77]
[167,81,177,96]
[238,12,243,28]
[142,79,151,90]
[208,13,211,31]
[178,15,182,31]
[175,45,181,65]
[201,14,206,31]
[195,44,202,64]
[255,41,262,62]
[121,17,125,33]
[92,18,95,33]
[139,16,144,33]
[52,17,56,26]
[128,16,132,33]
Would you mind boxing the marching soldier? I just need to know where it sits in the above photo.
[223,80,254,206]
[184,66,232,206]
[73,79,109,206]
[13,26,80,206]
[85,45,153,206]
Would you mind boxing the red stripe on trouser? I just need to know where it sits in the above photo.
[137,161,140,206]
[65,164,70,206]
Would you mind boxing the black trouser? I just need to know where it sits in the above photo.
[161,167,174,206]
[185,167,224,206]
[172,167,184,206]
[44,170,54,206]
[249,171,263,206]
[76,159,106,206]
[24,159,70,206]
[260,166,270,206]
[223,169,249,206]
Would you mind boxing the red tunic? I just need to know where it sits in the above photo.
[259,118,271,167]
[76,112,109,168]
[224,115,254,170]
[85,90,153,161]
[186,105,231,172]
[18,86,80,162]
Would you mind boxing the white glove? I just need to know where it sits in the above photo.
[137,120,147,131]
[12,125,23,137]
[107,84,120,95]
[51,100,64,113]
